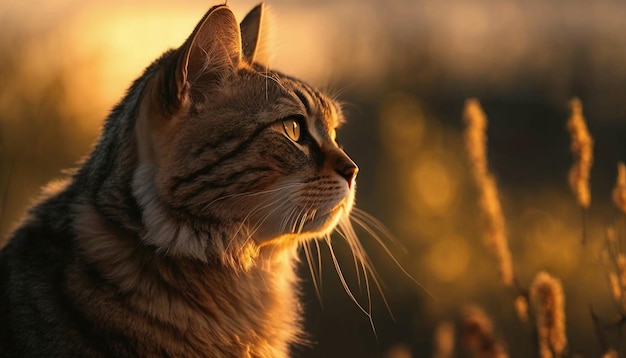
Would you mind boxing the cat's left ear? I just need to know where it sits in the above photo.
[240,3,270,67]
[158,5,243,113]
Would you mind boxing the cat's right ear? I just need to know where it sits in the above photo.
[240,3,270,67]
[159,5,243,114]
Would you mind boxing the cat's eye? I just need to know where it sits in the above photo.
[282,118,301,142]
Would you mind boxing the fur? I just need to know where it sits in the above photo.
[0,4,358,357]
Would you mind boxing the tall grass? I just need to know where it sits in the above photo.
[529,271,567,358]
[463,99,514,288]
[567,99,593,211]
[453,98,625,358]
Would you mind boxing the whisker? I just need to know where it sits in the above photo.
[258,70,288,93]
[202,182,304,212]
[295,204,316,235]
[280,206,298,234]
[313,238,324,288]
[335,224,364,291]
[325,235,377,338]
[338,220,376,326]
[295,208,307,234]
[227,191,293,252]
[351,208,404,251]
[349,213,434,299]
[303,241,323,306]
[243,195,292,244]
[338,217,394,324]
[324,237,370,314]
[265,63,268,101]
[337,218,388,320]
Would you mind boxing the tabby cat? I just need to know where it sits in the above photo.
[0,3,360,357]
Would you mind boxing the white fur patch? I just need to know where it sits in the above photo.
[132,162,209,261]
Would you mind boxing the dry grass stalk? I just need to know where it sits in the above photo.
[609,252,626,310]
[606,227,617,243]
[463,99,514,287]
[432,321,455,358]
[613,162,626,215]
[385,344,412,358]
[608,272,622,302]
[529,272,567,358]
[602,349,618,358]
[567,98,594,209]
[601,227,626,310]
[618,255,626,283]
[514,295,529,322]
[460,305,509,358]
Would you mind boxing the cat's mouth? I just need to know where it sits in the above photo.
[288,199,351,238]
[254,198,352,247]
[312,203,345,229]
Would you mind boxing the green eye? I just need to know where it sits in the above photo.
[282,118,301,142]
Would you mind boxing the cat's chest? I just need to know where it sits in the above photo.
[71,215,301,357]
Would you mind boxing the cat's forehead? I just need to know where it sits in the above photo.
[271,74,343,130]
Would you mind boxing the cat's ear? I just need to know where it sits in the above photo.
[240,3,270,67]
[182,5,242,85]
[161,5,243,112]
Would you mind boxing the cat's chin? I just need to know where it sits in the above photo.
[304,204,346,236]
[257,204,349,248]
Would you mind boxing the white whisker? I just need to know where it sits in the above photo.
[279,206,298,234]
[303,241,323,306]
[335,224,364,291]
[313,238,323,286]
[202,183,304,213]
[242,191,295,245]
[351,208,404,251]
[292,206,306,233]
[324,235,377,338]
[349,212,434,299]
[247,199,289,239]
[225,187,296,252]
[338,217,394,324]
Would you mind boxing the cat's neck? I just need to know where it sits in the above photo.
[72,203,302,357]
[130,162,261,268]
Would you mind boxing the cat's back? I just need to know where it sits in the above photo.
[0,191,101,358]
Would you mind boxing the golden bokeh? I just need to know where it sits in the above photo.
[410,155,457,215]
[424,235,471,282]
[1,1,626,356]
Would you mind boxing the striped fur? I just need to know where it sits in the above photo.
[0,3,358,357]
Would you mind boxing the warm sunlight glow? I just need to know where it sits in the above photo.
[411,156,456,214]
[65,4,204,114]
[379,92,425,159]
[425,235,470,282]
[520,206,581,274]
[2,0,626,355]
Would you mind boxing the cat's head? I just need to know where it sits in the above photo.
[133,4,357,263]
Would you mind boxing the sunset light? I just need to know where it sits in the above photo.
[1,1,626,357]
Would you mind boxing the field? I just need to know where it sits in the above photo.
[1,1,626,356]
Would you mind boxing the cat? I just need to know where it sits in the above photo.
[0,3,361,357]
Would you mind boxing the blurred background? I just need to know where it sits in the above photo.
[1,0,626,356]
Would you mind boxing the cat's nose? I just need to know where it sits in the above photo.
[336,159,358,189]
